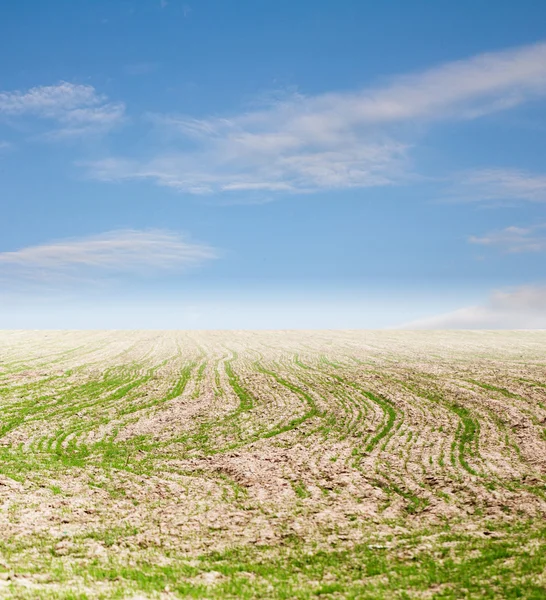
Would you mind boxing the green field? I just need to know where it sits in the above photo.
[0,330,545,598]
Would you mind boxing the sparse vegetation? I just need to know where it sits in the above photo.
[0,330,544,598]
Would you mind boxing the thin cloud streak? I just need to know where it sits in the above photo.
[469,224,546,253]
[454,169,546,204]
[0,81,125,137]
[86,41,546,195]
[0,229,218,282]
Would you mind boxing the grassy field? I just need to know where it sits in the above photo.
[0,330,545,599]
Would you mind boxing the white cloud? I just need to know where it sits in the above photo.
[86,41,546,194]
[469,224,546,253]
[86,140,409,195]
[0,229,217,282]
[454,169,546,204]
[0,81,125,137]
[402,286,546,329]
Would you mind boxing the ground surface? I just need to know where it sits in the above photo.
[0,330,545,599]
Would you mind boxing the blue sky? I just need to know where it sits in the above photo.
[1,0,546,328]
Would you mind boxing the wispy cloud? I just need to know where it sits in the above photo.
[86,41,546,195]
[454,168,546,204]
[469,224,546,253]
[0,82,125,137]
[0,229,217,283]
[401,285,546,329]
[85,140,409,196]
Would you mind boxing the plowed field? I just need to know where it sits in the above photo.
[0,331,545,598]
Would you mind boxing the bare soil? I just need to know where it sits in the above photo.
[0,331,544,598]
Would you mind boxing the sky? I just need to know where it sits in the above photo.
[1,0,546,329]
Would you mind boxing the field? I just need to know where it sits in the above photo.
[0,330,545,599]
